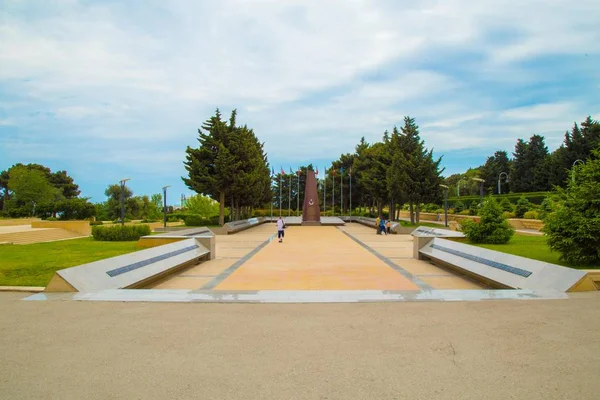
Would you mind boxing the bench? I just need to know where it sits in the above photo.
[223,217,267,234]
[354,217,404,234]
[417,237,595,292]
[45,238,211,292]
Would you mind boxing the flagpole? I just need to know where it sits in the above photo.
[270,174,273,221]
[288,171,292,217]
[297,169,300,217]
[349,169,352,219]
[323,167,326,214]
[279,174,282,217]
[332,170,335,216]
[340,170,343,216]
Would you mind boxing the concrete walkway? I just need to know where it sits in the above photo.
[1,291,599,399]
[148,223,484,291]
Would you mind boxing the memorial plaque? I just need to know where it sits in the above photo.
[302,170,321,223]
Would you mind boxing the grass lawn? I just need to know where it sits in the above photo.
[470,235,600,269]
[398,220,449,229]
[0,238,139,287]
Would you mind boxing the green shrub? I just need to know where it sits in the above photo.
[90,221,104,226]
[503,211,515,219]
[182,214,221,226]
[461,196,514,244]
[454,201,465,213]
[543,149,600,265]
[46,216,58,221]
[523,210,539,219]
[434,208,445,214]
[112,218,131,224]
[515,196,531,218]
[422,203,440,213]
[92,224,151,241]
[459,210,471,215]
[538,197,556,220]
[468,201,479,216]
[499,197,514,212]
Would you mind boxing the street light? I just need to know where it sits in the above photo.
[498,172,509,195]
[572,159,584,182]
[162,185,171,228]
[119,178,130,226]
[472,178,484,202]
[440,184,449,227]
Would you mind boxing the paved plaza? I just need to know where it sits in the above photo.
[2,291,600,399]
[148,223,485,291]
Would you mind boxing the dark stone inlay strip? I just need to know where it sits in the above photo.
[201,234,276,289]
[338,229,432,290]
[430,244,532,278]
[106,245,201,277]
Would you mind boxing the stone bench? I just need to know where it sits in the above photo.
[417,237,596,292]
[223,217,267,234]
[45,238,211,292]
[353,217,404,234]
[137,228,215,254]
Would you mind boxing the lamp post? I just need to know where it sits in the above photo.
[440,184,449,227]
[498,172,509,195]
[162,185,171,228]
[472,178,484,202]
[572,159,584,182]
[119,178,130,226]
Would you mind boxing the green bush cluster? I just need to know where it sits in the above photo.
[461,197,514,244]
[90,221,104,226]
[515,196,531,218]
[91,224,151,241]
[523,210,540,219]
[183,214,219,226]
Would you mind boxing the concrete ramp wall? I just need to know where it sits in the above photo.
[45,238,211,292]
[418,238,597,292]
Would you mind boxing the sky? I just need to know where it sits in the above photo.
[1,0,599,205]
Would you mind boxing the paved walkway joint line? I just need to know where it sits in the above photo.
[338,228,433,290]
[201,234,277,289]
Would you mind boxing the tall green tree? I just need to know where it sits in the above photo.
[480,151,511,194]
[395,116,443,223]
[104,184,134,220]
[6,166,60,217]
[183,109,271,224]
[543,145,600,264]
[511,135,550,192]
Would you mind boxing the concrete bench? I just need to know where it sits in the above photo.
[354,217,404,234]
[417,237,596,292]
[45,238,211,292]
[223,217,267,234]
[137,228,215,254]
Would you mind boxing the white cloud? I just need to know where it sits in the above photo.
[0,0,599,200]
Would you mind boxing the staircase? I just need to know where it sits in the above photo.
[0,228,85,245]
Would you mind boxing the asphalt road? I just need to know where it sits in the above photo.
[1,292,600,399]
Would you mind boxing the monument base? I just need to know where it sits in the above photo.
[301,221,322,226]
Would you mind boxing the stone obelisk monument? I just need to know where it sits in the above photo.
[301,169,321,225]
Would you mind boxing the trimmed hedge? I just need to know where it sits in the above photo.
[183,214,219,226]
[448,191,549,205]
[92,225,151,241]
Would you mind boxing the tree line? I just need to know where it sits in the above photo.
[445,116,600,197]
[267,116,444,223]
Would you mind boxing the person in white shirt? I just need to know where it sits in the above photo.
[276,216,285,243]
